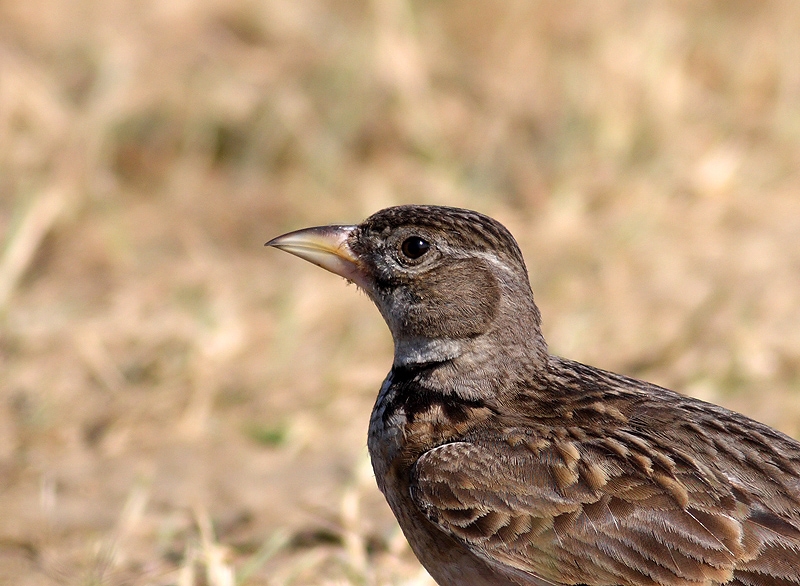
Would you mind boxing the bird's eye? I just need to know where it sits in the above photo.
[400,236,430,260]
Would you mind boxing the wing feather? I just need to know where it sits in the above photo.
[411,436,800,586]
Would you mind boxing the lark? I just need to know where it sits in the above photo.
[268,205,800,586]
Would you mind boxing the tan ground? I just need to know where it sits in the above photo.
[2,1,800,584]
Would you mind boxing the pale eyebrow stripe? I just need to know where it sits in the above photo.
[438,243,519,279]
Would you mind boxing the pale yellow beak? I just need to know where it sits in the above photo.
[266,225,368,288]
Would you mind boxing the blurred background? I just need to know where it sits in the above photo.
[3,0,800,584]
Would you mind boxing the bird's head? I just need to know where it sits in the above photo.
[267,205,547,370]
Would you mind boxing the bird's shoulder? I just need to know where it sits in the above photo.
[404,356,800,585]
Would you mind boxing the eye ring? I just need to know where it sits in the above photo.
[400,236,430,260]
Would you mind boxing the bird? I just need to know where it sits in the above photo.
[266,204,800,586]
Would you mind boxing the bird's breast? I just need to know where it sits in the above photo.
[368,373,406,494]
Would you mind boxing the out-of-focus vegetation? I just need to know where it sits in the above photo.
[2,1,800,584]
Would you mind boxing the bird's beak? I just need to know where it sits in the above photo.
[266,225,368,289]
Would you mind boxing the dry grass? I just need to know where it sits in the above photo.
[2,0,800,584]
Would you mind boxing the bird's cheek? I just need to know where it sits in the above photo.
[406,262,501,339]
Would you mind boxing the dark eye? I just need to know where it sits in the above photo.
[400,236,430,260]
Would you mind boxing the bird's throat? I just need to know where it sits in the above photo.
[393,336,464,368]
